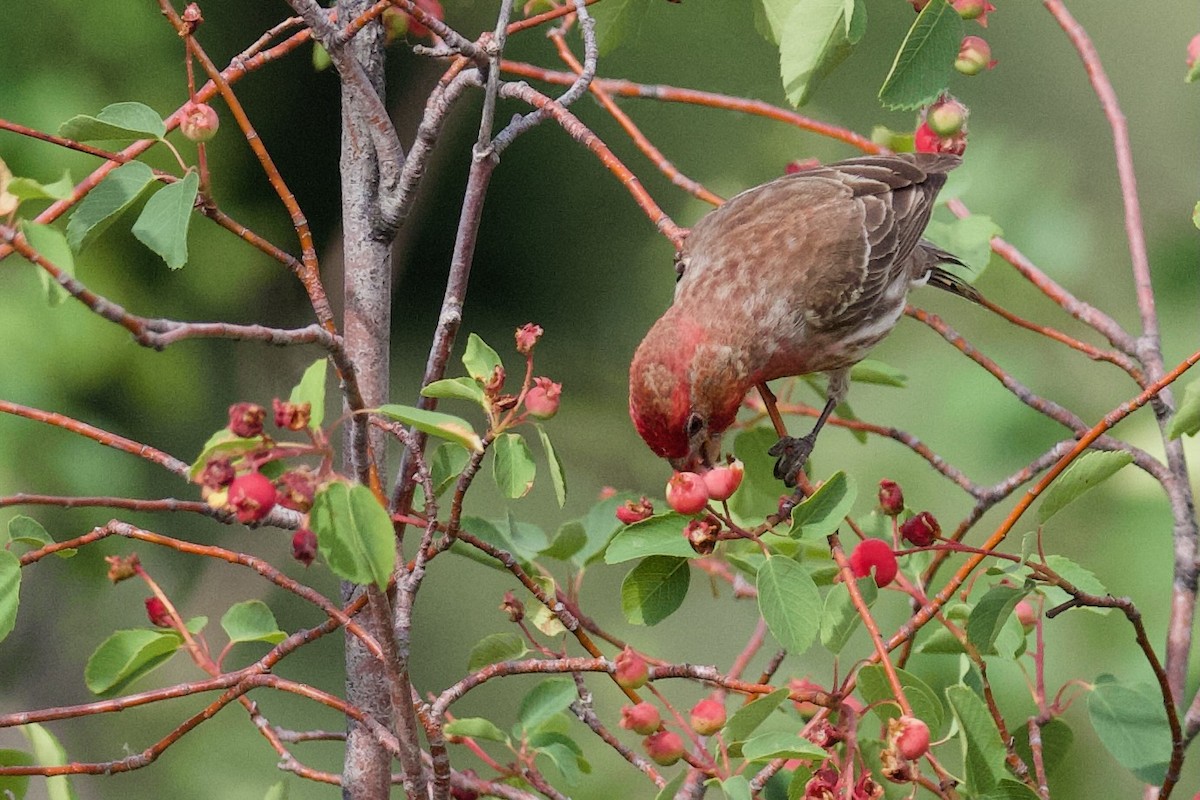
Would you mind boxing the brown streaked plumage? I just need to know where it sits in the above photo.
[629,152,979,486]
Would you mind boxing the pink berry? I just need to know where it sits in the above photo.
[1189,34,1200,69]
[616,497,654,525]
[689,695,726,736]
[524,377,561,419]
[914,120,967,156]
[515,323,543,355]
[228,472,277,523]
[848,539,898,588]
[893,715,931,760]
[900,511,941,547]
[292,528,318,566]
[144,597,172,628]
[619,702,661,735]
[877,479,904,516]
[614,646,649,689]
[180,101,219,142]
[643,730,684,766]
[927,97,969,137]
[952,0,995,25]
[701,460,744,501]
[956,35,996,76]
[666,471,710,515]
[1015,599,1038,631]
[227,402,266,438]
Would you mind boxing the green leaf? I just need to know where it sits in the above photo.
[58,102,166,142]
[19,222,75,306]
[221,600,286,645]
[978,780,1043,800]
[421,377,486,406]
[131,170,199,269]
[1188,56,1200,84]
[849,359,907,388]
[878,0,962,109]
[718,775,752,800]
[945,684,1007,793]
[730,426,786,520]
[21,724,78,800]
[1087,677,1171,783]
[1038,555,1110,615]
[535,424,567,508]
[462,333,502,383]
[289,359,327,430]
[740,731,828,762]
[428,442,470,498]
[779,0,864,107]
[84,628,185,695]
[376,404,483,452]
[859,664,944,733]
[789,471,855,538]
[757,0,803,43]
[0,550,21,645]
[7,171,73,203]
[756,557,821,654]
[922,213,1002,275]
[517,678,576,732]
[621,556,690,626]
[263,781,288,800]
[587,0,651,54]
[0,749,32,799]
[492,433,536,499]
[1037,450,1133,523]
[605,513,697,563]
[444,717,508,743]
[309,482,396,590]
[66,161,155,252]
[723,688,791,747]
[8,515,75,557]
[654,772,687,800]
[576,494,634,566]
[533,737,587,786]
[819,577,876,654]
[967,584,1027,655]
[1012,717,1073,777]
[1167,380,1200,439]
[1192,201,1200,229]
[542,521,586,561]
[467,632,528,672]
[188,429,262,479]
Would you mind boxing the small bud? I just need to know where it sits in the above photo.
[890,715,931,761]
[616,497,654,525]
[199,457,237,491]
[614,645,649,689]
[701,460,744,502]
[619,702,661,735]
[598,486,618,500]
[276,468,317,512]
[228,402,266,438]
[291,528,318,566]
[180,101,219,142]
[926,96,969,137]
[515,323,544,355]
[848,539,898,588]
[952,0,994,25]
[877,479,904,516]
[643,730,684,766]
[955,35,996,76]
[500,590,525,622]
[144,596,173,628]
[105,553,141,583]
[228,472,277,523]
[1015,599,1037,631]
[524,377,561,419]
[181,3,203,31]
[665,471,710,515]
[272,397,311,431]
[683,515,720,556]
[689,695,726,736]
[900,511,941,547]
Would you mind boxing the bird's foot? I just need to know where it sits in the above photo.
[768,435,815,488]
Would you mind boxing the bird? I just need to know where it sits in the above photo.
[628,152,979,487]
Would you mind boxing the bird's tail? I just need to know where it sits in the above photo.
[913,240,983,304]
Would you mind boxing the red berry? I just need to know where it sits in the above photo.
[689,695,726,736]
[524,377,561,419]
[1015,599,1038,631]
[292,528,318,566]
[616,497,654,525]
[614,646,649,689]
[619,702,661,735]
[877,479,904,516]
[228,472,277,523]
[515,323,543,355]
[643,730,684,766]
[666,471,710,515]
[956,35,996,75]
[900,511,941,547]
[180,101,219,142]
[914,120,967,156]
[848,539,898,587]
[144,596,172,628]
[892,715,931,760]
[227,402,266,438]
[701,460,744,501]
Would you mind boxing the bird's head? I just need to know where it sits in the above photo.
[629,310,748,472]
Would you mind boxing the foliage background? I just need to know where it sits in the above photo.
[0,1,1197,798]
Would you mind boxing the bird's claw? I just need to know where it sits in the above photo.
[768,435,814,487]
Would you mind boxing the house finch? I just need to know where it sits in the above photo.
[628,153,979,486]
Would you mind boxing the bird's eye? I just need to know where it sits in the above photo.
[674,256,689,282]
[685,412,704,438]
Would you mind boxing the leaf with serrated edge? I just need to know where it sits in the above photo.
[429,442,470,497]
[587,0,651,54]
[59,102,166,142]
[789,471,855,538]
[189,429,262,479]
[946,684,1007,792]
[132,171,199,269]
[740,731,828,762]
[310,482,396,590]
[462,333,502,383]
[779,0,856,107]
[517,678,576,731]
[444,717,508,742]
[859,664,944,732]
[0,551,20,645]
[536,424,567,508]
[723,687,790,745]
[621,556,690,626]
[8,172,73,202]
[493,432,536,499]
[376,404,483,452]
[7,516,75,558]
[421,377,486,406]
[966,584,1027,655]
[849,359,907,387]
[221,600,286,645]
[820,577,876,654]
[19,221,75,306]
[1037,450,1133,523]
[66,161,155,252]
[756,557,821,653]
[1168,380,1200,439]
[878,0,962,110]
[84,628,184,695]
[1087,677,1170,783]
[605,513,697,563]
[467,632,527,672]
[289,359,327,430]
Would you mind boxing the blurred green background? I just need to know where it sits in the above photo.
[1,1,1198,798]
